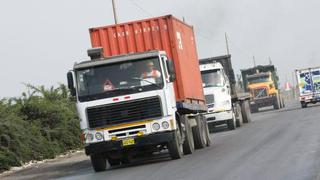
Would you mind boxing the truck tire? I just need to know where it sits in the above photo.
[90,154,107,172]
[279,96,285,109]
[241,101,252,123]
[281,96,285,108]
[227,113,236,130]
[182,115,195,155]
[108,158,121,167]
[301,102,308,108]
[250,105,259,113]
[208,123,215,133]
[235,104,243,127]
[167,122,183,160]
[273,96,280,110]
[279,97,284,109]
[121,156,131,165]
[192,115,206,149]
[202,115,211,147]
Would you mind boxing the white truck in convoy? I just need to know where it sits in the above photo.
[67,15,210,172]
[295,67,320,108]
[200,55,252,131]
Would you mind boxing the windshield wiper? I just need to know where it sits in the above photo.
[204,84,222,88]
[131,77,161,88]
[111,87,133,92]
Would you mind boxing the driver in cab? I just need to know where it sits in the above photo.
[141,61,161,79]
[102,79,114,92]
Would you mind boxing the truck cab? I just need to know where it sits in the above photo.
[241,65,284,113]
[246,72,282,112]
[67,15,210,172]
[67,50,185,171]
[200,62,236,130]
[68,49,209,172]
[247,72,278,99]
[72,50,176,144]
[296,67,320,108]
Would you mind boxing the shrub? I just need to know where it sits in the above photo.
[0,84,82,172]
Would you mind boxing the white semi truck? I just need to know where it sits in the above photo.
[67,15,210,172]
[200,55,252,131]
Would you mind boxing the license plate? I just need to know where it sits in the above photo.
[122,138,135,146]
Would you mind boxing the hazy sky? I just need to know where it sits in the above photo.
[1,0,319,97]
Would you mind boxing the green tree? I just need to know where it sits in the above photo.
[0,84,82,172]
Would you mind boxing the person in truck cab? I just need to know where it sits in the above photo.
[102,79,115,92]
[141,61,161,79]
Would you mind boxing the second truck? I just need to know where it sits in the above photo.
[241,65,284,113]
[67,15,210,172]
[200,55,252,131]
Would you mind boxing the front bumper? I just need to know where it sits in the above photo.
[205,110,233,123]
[300,94,320,103]
[250,96,275,107]
[84,131,175,155]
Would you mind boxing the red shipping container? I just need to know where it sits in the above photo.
[89,15,204,104]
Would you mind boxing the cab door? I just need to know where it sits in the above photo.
[160,55,177,115]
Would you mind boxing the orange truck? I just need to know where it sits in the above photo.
[67,15,210,172]
[241,65,284,113]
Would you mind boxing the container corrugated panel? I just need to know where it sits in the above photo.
[89,15,204,104]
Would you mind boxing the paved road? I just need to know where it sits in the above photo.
[2,101,320,180]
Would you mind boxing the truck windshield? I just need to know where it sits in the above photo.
[75,57,163,102]
[247,75,270,84]
[201,69,224,87]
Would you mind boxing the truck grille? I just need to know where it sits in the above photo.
[253,88,268,98]
[205,94,215,105]
[87,97,162,128]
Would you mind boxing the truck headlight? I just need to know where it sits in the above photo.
[222,100,231,106]
[86,133,94,142]
[95,132,104,140]
[269,84,274,89]
[162,121,169,129]
[152,123,160,131]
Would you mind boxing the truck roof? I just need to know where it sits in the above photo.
[247,72,270,79]
[199,62,223,71]
[241,64,275,72]
[295,66,320,72]
[199,55,231,65]
[89,14,193,31]
[74,50,162,70]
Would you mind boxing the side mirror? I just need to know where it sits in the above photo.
[166,60,176,82]
[67,71,76,97]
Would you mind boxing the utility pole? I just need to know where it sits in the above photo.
[268,56,272,65]
[112,0,118,24]
[224,32,230,55]
[253,55,256,67]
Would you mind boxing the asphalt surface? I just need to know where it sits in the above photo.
[2,101,320,180]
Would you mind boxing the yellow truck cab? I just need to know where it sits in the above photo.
[242,65,284,113]
[247,72,278,97]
